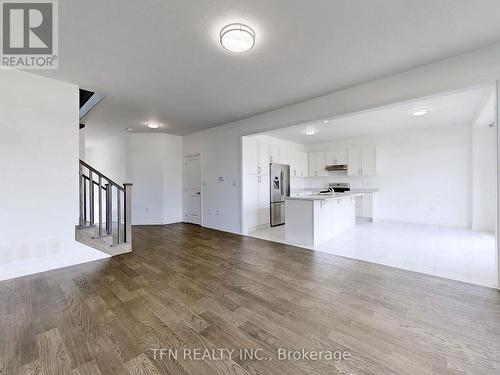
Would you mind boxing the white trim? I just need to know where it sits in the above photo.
[496,81,500,290]
[201,224,242,236]
[240,136,247,235]
[183,153,203,226]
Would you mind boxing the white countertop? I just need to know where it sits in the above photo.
[350,188,379,193]
[285,192,363,201]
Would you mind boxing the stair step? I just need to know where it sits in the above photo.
[75,225,131,257]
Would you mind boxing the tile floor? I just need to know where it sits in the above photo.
[249,220,498,288]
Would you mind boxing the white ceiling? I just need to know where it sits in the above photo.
[36,0,500,142]
[264,86,494,144]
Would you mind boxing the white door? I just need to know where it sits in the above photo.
[185,155,202,225]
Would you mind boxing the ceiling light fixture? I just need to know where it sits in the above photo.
[303,128,317,136]
[323,120,329,123]
[146,121,161,129]
[220,23,256,53]
[411,107,430,117]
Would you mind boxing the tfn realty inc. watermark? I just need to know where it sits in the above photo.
[151,348,351,362]
[1,0,58,69]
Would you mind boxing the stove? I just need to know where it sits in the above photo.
[329,183,351,193]
[320,183,351,194]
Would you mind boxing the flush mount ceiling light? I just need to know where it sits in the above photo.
[220,23,256,53]
[411,107,430,117]
[146,121,161,129]
[303,128,318,136]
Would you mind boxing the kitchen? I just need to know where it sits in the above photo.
[242,135,378,243]
[242,85,497,288]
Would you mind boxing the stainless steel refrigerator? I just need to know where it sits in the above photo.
[270,163,290,227]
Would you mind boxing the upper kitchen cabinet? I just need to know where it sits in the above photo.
[347,146,378,176]
[243,137,270,175]
[300,152,309,177]
[289,151,308,177]
[308,152,326,177]
[258,138,270,174]
[269,142,280,164]
[325,149,348,165]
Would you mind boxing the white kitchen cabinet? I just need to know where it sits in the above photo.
[348,147,377,176]
[308,152,326,177]
[289,151,300,177]
[244,137,271,175]
[258,174,270,225]
[361,146,377,176]
[245,174,270,230]
[325,149,348,165]
[300,152,309,177]
[245,175,260,229]
[258,138,270,175]
[347,148,362,176]
[286,195,357,246]
[243,137,259,175]
[331,196,355,236]
[269,143,280,164]
[355,193,373,220]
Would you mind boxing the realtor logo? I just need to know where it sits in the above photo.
[1,0,58,69]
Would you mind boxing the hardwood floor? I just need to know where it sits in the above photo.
[1,223,499,375]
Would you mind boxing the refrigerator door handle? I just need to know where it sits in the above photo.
[280,171,284,196]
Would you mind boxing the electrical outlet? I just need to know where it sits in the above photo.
[216,209,220,216]
[145,207,149,213]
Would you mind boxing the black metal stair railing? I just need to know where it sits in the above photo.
[78,160,132,245]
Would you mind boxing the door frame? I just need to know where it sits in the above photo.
[496,81,500,289]
[184,153,203,226]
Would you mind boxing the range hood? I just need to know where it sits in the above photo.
[325,164,348,171]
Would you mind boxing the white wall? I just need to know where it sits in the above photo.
[126,133,183,225]
[86,134,126,184]
[183,42,500,234]
[304,126,472,228]
[79,128,86,160]
[0,70,108,281]
[472,92,497,231]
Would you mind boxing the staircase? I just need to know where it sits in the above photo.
[75,160,133,256]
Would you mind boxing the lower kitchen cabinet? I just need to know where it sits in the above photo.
[355,193,373,221]
[245,174,270,231]
[331,195,356,236]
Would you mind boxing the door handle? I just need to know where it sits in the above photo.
[196,192,201,195]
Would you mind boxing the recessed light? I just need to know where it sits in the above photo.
[411,107,430,117]
[146,121,161,129]
[127,128,133,131]
[323,120,329,123]
[220,23,256,53]
[303,128,317,136]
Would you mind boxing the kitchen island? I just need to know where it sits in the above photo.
[284,192,362,246]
